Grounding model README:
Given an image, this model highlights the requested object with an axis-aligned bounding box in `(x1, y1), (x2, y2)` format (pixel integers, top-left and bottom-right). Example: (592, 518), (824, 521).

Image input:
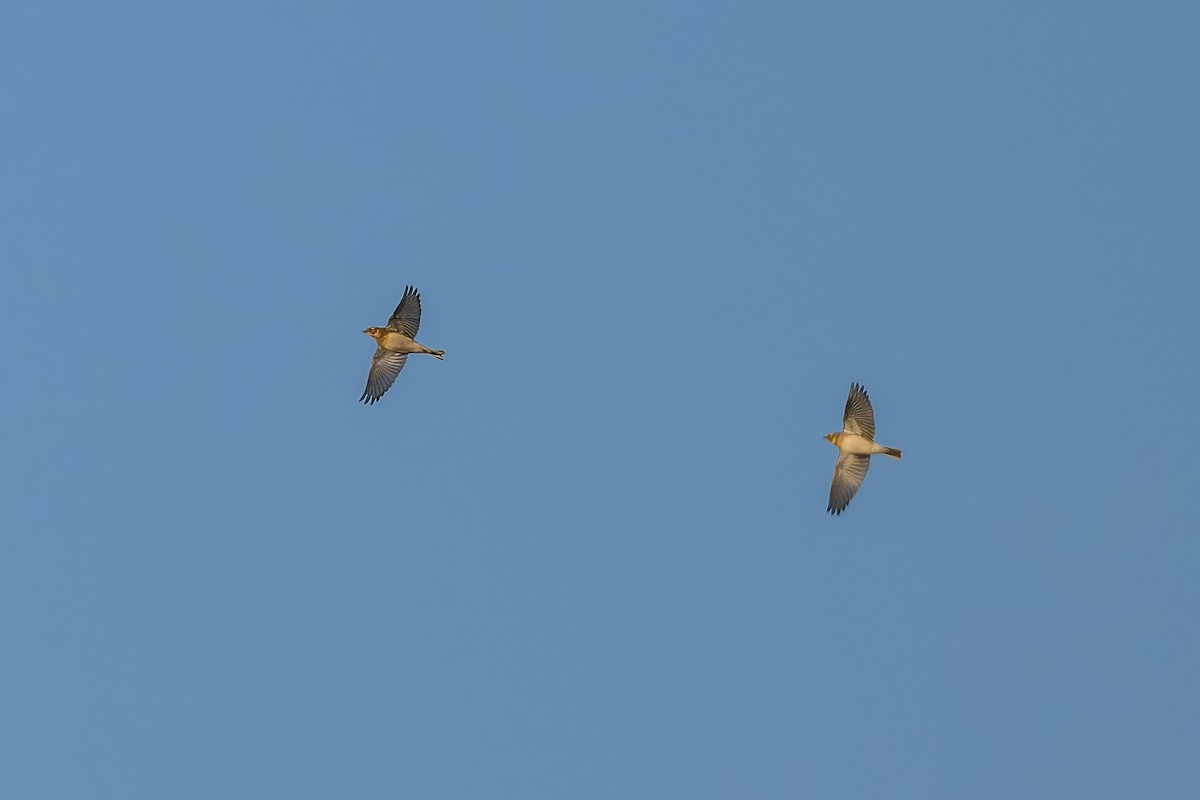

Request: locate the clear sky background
(3, 1), (1198, 797)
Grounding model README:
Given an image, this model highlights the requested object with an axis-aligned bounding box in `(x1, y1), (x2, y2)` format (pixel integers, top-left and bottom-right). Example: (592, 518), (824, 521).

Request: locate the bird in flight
(825, 383), (902, 514)
(360, 286), (445, 404)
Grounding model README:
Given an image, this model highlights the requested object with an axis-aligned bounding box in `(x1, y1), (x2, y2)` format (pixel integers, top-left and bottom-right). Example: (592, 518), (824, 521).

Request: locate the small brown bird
(825, 383), (902, 515)
(360, 286), (444, 404)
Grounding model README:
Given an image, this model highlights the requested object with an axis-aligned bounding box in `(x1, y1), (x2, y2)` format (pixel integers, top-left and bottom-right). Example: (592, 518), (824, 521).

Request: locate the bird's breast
(379, 331), (419, 352)
(836, 433), (877, 455)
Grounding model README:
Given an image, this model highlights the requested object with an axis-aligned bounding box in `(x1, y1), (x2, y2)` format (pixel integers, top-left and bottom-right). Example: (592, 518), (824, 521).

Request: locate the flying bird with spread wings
(360, 286), (445, 405)
(825, 383), (902, 515)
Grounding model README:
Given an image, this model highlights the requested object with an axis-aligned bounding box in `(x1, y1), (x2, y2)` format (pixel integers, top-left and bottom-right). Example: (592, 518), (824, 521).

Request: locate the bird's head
(824, 432), (839, 445)
(363, 327), (382, 339)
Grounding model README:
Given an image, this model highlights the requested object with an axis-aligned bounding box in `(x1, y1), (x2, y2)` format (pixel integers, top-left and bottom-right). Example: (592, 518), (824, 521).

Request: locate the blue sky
(3, 1), (1198, 797)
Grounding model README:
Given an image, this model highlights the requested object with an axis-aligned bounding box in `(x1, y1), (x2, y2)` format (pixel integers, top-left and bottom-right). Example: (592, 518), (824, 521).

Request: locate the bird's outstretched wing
(828, 452), (870, 515)
(842, 382), (876, 440)
(386, 286), (422, 338)
(360, 348), (408, 404)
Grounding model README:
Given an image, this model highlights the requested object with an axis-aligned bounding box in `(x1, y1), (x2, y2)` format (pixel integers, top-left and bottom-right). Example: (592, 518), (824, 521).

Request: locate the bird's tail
(882, 446), (901, 459)
(426, 348), (445, 360)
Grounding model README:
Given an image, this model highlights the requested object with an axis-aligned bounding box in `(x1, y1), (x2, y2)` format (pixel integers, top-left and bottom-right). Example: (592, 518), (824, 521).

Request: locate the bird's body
(826, 431), (899, 458)
(825, 383), (901, 515)
(360, 286), (444, 405)
(368, 328), (444, 356)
